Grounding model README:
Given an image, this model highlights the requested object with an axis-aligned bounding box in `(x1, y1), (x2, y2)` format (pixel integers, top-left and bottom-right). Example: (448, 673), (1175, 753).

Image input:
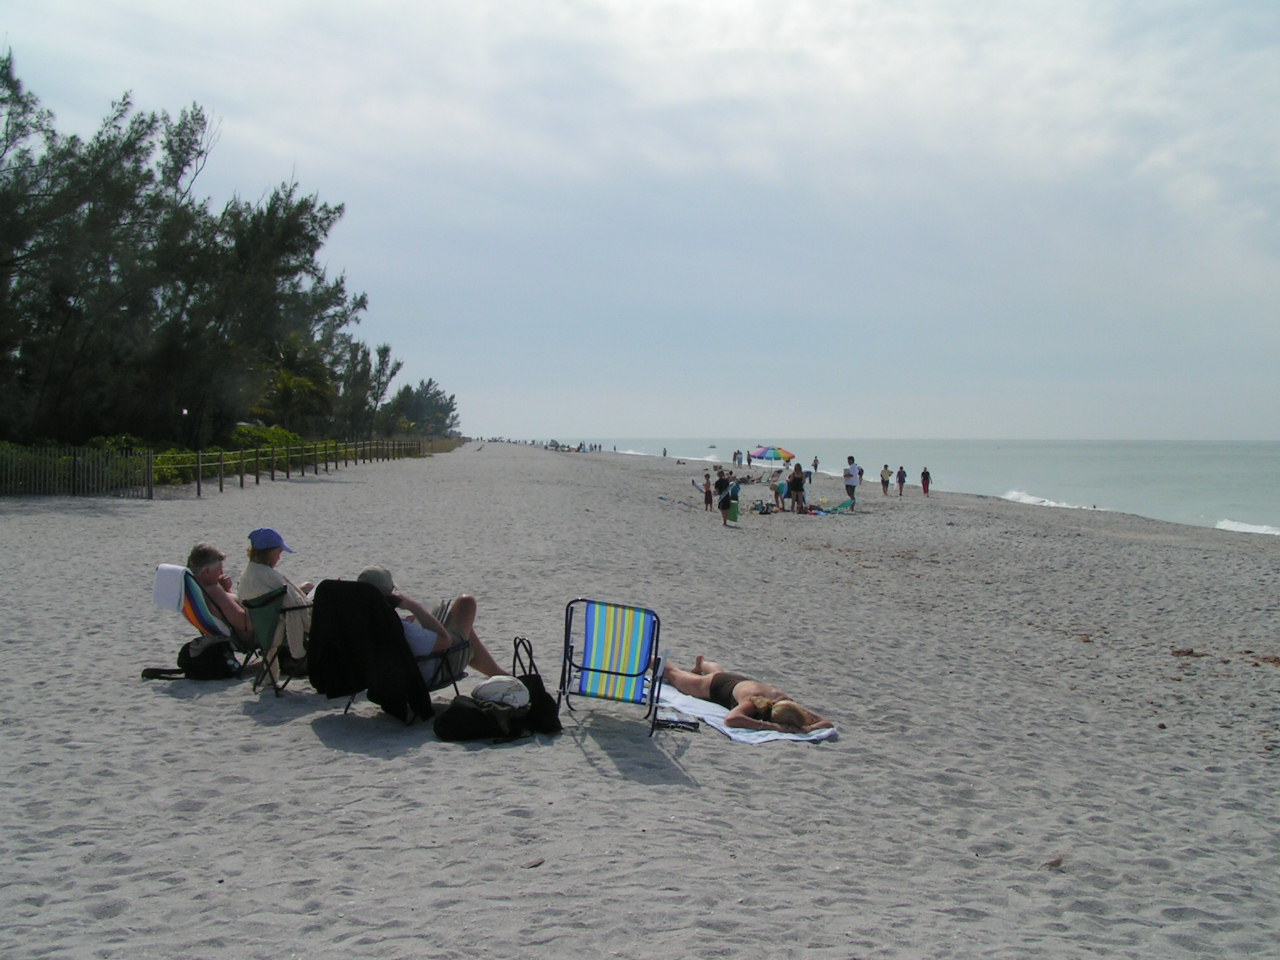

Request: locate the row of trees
(0, 52), (458, 448)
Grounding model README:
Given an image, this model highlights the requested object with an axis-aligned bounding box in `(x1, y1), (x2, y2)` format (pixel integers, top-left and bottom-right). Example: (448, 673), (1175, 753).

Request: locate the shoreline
(552, 438), (1280, 536)
(2, 441), (1277, 958)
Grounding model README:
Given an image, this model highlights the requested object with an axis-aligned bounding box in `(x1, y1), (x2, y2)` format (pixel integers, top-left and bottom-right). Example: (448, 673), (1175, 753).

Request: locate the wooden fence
(0, 440), (429, 499)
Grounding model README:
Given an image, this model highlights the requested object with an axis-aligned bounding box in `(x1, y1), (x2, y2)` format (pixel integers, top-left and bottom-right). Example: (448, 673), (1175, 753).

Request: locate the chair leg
(253, 640), (286, 697)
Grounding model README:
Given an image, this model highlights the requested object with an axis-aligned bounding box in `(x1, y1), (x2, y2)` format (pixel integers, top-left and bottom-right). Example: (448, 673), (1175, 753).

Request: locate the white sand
(2, 442), (1278, 959)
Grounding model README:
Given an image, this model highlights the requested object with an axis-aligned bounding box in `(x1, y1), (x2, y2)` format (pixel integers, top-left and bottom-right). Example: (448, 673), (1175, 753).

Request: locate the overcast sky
(6, 1), (1278, 440)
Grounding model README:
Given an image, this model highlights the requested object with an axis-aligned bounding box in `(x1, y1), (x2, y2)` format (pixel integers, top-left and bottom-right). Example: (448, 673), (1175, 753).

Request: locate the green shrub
(85, 434), (148, 451)
(153, 447), (194, 484)
(230, 424), (303, 450)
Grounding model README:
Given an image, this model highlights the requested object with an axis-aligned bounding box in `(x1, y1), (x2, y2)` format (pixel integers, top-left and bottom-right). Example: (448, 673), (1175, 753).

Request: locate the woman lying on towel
(663, 656), (833, 734)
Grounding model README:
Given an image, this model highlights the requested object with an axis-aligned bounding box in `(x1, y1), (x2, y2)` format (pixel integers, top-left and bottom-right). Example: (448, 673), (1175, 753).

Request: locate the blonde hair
(770, 699), (817, 730)
(247, 545), (279, 565)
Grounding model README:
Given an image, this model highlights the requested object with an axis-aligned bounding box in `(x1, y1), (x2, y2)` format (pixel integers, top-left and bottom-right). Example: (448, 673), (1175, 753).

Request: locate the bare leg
(444, 594), (504, 676)
(692, 655), (724, 675)
(662, 661), (715, 700)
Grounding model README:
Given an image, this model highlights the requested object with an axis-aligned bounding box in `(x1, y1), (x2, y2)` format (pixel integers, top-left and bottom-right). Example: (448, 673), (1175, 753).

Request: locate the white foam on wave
(1215, 519), (1280, 536)
(1001, 489), (1098, 511)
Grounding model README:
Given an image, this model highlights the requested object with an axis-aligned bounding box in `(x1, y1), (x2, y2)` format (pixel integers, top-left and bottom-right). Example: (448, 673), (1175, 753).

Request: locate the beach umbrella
(749, 445), (795, 463)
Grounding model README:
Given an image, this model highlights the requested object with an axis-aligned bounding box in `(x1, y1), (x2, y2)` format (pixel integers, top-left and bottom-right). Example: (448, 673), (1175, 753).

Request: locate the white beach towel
(657, 686), (837, 744)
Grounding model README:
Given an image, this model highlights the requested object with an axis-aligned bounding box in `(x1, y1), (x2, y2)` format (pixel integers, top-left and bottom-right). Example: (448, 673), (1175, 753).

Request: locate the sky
(5, 0), (1279, 441)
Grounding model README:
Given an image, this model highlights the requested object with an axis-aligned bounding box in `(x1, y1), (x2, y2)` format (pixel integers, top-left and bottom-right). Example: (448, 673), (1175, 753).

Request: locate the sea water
(580, 438), (1280, 536)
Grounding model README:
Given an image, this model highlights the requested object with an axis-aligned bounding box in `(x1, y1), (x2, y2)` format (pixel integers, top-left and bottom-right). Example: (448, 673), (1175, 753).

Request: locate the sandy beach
(2, 441), (1278, 959)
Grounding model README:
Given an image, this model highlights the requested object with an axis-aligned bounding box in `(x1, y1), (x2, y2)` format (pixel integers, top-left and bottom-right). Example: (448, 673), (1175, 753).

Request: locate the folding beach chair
(242, 586), (291, 696)
(558, 598), (663, 735)
(152, 563), (254, 671)
(306, 580), (467, 724)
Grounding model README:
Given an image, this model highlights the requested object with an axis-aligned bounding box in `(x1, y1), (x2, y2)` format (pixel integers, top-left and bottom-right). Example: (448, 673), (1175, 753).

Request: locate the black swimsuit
(707, 672), (750, 709)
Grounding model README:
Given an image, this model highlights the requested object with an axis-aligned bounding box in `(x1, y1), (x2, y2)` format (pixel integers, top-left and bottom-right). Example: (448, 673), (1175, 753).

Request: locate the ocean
(579, 439), (1280, 536)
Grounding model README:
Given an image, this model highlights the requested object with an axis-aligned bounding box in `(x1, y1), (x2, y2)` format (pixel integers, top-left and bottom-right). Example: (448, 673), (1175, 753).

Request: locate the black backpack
(433, 695), (530, 743)
(141, 638), (241, 681)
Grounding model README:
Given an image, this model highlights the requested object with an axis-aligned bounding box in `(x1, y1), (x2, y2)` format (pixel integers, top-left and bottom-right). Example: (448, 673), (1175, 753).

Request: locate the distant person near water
(921, 467), (931, 497)
(880, 464), (892, 496)
(843, 456), (859, 508)
(896, 466), (907, 496)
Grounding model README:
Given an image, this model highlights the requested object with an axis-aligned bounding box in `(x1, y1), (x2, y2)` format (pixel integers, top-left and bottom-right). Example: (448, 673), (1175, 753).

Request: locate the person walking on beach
(811, 455), (820, 477)
(895, 466), (907, 496)
(920, 467), (931, 497)
(663, 655), (833, 733)
(702, 473), (713, 511)
(843, 455), (860, 508)
(880, 464), (892, 496)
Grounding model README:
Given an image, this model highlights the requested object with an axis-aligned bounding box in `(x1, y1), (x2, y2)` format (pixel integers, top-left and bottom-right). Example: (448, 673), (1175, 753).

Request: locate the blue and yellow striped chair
(559, 599), (663, 735)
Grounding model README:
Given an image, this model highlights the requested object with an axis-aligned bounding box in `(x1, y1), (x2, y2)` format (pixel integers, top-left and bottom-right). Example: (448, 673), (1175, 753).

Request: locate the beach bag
(433, 695), (529, 743)
(140, 637), (240, 681)
(512, 636), (562, 734)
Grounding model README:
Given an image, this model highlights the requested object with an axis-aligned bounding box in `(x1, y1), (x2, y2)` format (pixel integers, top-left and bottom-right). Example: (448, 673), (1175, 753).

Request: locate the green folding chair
(558, 598), (663, 735)
(237, 586), (291, 694)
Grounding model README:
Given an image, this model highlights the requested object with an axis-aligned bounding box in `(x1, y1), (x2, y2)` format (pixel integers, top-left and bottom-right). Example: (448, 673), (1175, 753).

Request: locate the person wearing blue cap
(238, 527), (315, 674)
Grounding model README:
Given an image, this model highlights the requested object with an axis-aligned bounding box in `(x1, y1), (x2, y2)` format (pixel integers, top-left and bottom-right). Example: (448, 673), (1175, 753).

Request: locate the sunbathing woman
(663, 655), (833, 733)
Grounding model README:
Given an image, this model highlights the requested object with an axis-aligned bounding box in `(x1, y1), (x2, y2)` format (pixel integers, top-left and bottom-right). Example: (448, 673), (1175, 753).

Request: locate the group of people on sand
(700, 455), (934, 523)
(185, 527), (503, 684)
(186, 529), (831, 736)
(876, 465), (932, 497)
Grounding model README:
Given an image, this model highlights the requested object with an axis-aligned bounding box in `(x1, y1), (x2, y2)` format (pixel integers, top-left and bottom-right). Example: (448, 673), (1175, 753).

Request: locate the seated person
(356, 566), (504, 685)
(238, 527), (314, 668)
(663, 655), (833, 733)
(186, 542), (252, 641)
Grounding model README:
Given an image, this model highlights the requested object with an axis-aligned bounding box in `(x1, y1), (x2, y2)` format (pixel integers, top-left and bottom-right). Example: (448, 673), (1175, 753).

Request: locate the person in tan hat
(356, 567), (504, 683)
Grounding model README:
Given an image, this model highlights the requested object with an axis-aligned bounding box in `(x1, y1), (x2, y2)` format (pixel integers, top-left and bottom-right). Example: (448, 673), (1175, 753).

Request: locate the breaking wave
(1215, 519), (1280, 536)
(1001, 489), (1098, 511)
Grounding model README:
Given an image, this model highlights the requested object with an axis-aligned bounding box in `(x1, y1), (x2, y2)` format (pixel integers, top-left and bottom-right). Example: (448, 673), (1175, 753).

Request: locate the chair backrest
(242, 586), (288, 653)
(414, 636), (472, 693)
(562, 599), (660, 704)
(154, 563), (231, 638)
(307, 579), (434, 723)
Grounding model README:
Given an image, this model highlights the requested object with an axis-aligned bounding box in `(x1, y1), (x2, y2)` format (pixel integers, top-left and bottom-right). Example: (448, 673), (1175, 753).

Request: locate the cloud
(6, 0), (1279, 438)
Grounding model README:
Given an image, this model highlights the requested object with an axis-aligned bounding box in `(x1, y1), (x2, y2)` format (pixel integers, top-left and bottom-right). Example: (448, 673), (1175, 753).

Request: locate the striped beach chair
(153, 563), (233, 639)
(559, 598), (663, 735)
(152, 563), (258, 676)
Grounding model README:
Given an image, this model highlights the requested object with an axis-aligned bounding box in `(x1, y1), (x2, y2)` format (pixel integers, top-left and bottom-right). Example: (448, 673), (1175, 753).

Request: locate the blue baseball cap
(248, 527), (294, 553)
